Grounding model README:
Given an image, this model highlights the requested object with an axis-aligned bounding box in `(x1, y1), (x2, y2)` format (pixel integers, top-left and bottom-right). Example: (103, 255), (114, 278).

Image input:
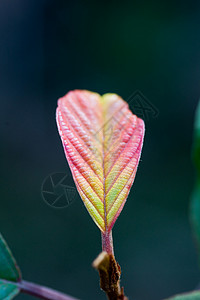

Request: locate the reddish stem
(101, 230), (114, 255)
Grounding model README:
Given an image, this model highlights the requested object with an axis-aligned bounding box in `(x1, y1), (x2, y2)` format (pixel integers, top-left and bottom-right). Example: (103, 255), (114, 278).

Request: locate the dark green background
(1, 1), (200, 299)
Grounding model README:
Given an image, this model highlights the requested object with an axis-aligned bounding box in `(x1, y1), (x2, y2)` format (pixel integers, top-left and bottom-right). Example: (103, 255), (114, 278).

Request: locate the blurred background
(1, 0), (200, 299)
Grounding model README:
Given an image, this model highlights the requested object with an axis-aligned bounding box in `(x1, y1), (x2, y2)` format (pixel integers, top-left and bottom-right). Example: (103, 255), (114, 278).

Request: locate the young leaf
(56, 90), (145, 234)
(0, 234), (21, 299)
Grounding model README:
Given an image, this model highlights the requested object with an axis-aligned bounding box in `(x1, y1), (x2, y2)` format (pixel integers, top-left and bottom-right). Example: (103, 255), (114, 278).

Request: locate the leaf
(0, 281), (19, 300)
(0, 234), (21, 299)
(0, 235), (21, 282)
(56, 90), (145, 232)
(165, 291), (200, 300)
(190, 100), (200, 261)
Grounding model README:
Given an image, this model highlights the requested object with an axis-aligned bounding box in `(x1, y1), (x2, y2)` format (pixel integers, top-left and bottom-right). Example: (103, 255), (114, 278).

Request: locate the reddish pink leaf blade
(56, 90), (145, 233)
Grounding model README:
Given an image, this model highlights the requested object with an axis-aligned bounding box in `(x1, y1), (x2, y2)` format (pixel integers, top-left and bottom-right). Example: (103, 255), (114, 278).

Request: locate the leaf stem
(101, 230), (114, 255)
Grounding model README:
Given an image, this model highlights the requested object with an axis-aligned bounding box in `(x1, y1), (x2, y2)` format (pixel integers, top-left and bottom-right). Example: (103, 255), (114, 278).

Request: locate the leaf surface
(56, 90), (145, 232)
(165, 291), (200, 300)
(0, 234), (21, 299)
(0, 281), (19, 300)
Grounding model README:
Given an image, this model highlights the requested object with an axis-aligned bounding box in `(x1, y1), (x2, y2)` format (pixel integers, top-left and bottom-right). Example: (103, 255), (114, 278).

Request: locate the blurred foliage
(166, 291), (200, 300)
(0, 234), (20, 299)
(192, 100), (200, 175)
(163, 101), (200, 300)
(190, 101), (200, 261)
